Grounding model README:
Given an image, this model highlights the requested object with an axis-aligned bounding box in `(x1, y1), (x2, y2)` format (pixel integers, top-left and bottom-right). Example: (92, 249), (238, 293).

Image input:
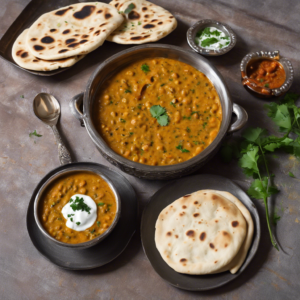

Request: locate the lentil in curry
(40, 172), (116, 244)
(94, 58), (222, 166)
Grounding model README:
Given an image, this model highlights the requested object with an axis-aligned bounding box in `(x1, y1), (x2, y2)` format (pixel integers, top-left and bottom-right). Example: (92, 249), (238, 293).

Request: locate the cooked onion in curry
(94, 58), (222, 166)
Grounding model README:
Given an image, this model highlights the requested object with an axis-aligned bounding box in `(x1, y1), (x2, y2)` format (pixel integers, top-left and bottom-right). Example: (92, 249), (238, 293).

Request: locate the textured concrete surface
(0, 0), (300, 299)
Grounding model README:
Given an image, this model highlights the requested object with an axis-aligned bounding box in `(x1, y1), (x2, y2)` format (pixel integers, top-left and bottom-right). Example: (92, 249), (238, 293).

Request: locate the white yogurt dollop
(61, 194), (97, 231)
(195, 27), (230, 50)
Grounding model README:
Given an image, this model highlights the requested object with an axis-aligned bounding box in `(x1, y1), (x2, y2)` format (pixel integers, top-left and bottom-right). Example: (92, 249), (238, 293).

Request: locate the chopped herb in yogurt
(195, 27), (230, 50)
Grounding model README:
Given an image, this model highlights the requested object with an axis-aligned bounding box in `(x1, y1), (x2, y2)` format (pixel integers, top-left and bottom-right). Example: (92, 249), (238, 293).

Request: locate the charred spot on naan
(183, 194), (191, 198)
(166, 231), (172, 236)
(193, 213), (200, 217)
(55, 6), (73, 16)
(199, 232), (206, 241)
(58, 49), (69, 53)
(21, 52), (29, 58)
(66, 38), (77, 45)
(209, 243), (215, 249)
(41, 36), (55, 44)
(33, 45), (45, 51)
(73, 5), (96, 20)
(232, 221), (239, 227)
(50, 29), (57, 33)
(130, 35), (150, 41)
(186, 230), (195, 237)
(63, 29), (71, 35)
(180, 258), (187, 263)
(128, 11), (140, 20)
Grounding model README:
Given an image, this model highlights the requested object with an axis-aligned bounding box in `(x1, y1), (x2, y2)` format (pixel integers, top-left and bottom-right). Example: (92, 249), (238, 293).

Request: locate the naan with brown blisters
(12, 29), (84, 71)
(107, 0), (177, 44)
(26, 2), (124, 60)
(207, 191), (254, 274)
(155, 190), (247, 275)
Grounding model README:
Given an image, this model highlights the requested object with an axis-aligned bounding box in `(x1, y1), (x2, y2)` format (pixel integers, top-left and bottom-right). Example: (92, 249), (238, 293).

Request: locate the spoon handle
(50, 125), (72, 165)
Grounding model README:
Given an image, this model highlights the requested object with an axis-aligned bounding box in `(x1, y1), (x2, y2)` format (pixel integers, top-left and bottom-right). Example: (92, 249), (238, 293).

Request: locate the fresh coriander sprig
(150, 105), (169, 126)
(29, 130), (42, 137)
(220, 92), (300, 250)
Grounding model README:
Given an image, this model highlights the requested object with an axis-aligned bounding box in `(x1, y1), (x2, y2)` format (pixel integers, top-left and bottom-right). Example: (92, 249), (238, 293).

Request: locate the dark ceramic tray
(26, 162), (137, 270)
(0, 0), (83, 76)
(141, 174), (260, 291)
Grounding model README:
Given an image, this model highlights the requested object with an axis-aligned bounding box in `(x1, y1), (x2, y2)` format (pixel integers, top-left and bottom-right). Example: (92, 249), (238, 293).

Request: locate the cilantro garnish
(183, 116), (191, 120)
(76, 222), (81, 225)
(176, 145), (190, 153)
(138, 21), (141, 25)
(125, 89), (131, 93)
(124, 3), (135, 14)
(90, 229), (95, 234)
(150, 105), (169, 126)
(120, 118), (126, 123)
(141, 64), (150, 73)
(201, 37), (219, 47)
(186, 127), (191, 133)
(160, 83), (165, 87)
(97, 202), (105, 206)
(170, 101), (176, 108)
(70, 196), (91, 214)
(29, 130), (42, 137)
(219, 92), (300, 251)
(289, 171), (295, 178)
(129, 132), (134, 136)
(264, 83), (270, 88)
(20, 95), (24, 98)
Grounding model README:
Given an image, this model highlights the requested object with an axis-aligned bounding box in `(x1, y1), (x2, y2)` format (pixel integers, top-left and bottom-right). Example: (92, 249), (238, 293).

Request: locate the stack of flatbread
(12, 1), (177, 72)
(155, 190), (254, 275)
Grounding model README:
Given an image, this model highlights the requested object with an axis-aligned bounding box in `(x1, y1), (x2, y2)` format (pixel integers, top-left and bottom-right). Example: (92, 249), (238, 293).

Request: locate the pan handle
(228, 103), (248, 133)
(69, 92), (85, 127)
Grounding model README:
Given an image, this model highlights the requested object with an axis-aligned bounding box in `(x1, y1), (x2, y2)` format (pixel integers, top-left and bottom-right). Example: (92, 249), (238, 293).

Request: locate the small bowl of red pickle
(240, 50), (293, 98)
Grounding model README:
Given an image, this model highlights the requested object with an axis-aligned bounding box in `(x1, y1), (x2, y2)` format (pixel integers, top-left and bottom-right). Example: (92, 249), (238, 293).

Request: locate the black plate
(27, 162), (137, 270)
(0, 0), (82, 76)
(141, 174), (260, 291)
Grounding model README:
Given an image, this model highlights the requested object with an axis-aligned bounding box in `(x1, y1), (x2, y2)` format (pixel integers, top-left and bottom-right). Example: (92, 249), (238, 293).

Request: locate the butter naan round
(108, 0), (177, 44)
(12, 29), (84, 71)
(26, 2), (124, 60)
(155, 190), (247, 275)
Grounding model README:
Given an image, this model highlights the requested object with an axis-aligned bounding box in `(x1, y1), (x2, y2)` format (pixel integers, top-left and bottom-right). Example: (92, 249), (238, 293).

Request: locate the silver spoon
(33, 93), (72, 165)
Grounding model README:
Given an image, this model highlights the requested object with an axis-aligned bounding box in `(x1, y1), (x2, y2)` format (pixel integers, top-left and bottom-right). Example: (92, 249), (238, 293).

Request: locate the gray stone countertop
(0, 0), (299, 299)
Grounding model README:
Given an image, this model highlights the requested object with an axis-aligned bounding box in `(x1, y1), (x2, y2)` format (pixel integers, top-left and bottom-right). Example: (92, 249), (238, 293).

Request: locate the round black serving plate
(141, 174), (260, 291)
(27, 162), (137, 270)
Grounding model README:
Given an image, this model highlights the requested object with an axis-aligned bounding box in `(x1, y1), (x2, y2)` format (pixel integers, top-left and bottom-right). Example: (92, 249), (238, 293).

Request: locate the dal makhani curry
(40, 172), (117, 244)
(94, 58), (222, 166)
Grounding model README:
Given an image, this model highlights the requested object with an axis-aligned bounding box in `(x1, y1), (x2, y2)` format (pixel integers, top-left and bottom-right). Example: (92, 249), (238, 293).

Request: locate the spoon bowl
(33, 93), (61, 126)
(33, 93), (72, 165)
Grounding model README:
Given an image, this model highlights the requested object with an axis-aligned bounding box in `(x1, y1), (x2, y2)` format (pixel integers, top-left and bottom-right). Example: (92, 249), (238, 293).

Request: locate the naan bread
(210, 191), (254, 274)
(155, 190), (247, 275)
(107, 0), (177, 44)
(26, 2), (124, 60)
(12, 29), (84, 71)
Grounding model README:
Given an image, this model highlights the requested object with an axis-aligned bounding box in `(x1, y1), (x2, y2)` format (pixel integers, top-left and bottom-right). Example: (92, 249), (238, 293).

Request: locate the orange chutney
(94, 58), (222, 166)
(39, 172), (116, 244)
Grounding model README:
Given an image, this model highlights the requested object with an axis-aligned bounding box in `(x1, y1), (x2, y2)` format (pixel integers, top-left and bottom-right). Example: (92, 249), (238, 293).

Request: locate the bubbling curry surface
(94, 58), (222, 166)
(39, 172), (116, 244)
